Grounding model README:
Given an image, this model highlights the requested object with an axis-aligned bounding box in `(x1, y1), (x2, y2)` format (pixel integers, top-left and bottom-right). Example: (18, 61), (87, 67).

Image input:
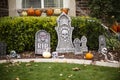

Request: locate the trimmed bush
(0, 16), (106, 53)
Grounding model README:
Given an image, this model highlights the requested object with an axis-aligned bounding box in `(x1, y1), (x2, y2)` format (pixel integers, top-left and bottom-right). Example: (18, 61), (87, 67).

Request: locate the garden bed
(1, 50), (119, 62)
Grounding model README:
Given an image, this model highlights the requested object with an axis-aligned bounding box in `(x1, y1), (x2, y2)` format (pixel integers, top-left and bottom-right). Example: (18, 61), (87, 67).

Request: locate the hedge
(0, 16), (106, 53)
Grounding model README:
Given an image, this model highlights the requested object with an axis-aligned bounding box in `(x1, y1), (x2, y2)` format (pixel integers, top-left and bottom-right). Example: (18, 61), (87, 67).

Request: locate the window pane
(22, 0), (41, 8)
(44, 0), (63, 8)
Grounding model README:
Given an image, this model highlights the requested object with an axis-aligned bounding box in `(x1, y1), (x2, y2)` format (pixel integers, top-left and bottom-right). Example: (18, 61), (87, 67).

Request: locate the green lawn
(0, 62), (119, 80)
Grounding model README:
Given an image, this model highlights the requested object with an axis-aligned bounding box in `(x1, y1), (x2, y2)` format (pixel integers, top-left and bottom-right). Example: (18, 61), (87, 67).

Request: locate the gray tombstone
(98, 35), (106, 53)
(0, 42), (7, 56)
(81, 36), (88, 52)
(55, 12), (75, 53)
(73, 38), (82, 54)
(35, 30), (50, 55)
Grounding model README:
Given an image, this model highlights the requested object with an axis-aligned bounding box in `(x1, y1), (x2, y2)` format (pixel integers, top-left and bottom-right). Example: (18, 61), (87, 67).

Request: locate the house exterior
(0, 0), (89, 17)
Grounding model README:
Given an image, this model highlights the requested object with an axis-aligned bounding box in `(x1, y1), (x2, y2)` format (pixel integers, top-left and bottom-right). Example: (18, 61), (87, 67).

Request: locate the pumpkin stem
(114, 21), (118, 26)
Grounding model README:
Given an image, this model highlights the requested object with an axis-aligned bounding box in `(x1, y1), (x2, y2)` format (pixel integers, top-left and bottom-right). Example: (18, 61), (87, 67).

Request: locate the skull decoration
(61, 29), (69, 40)
(39, 32), (47, 42)
(101, 47), (108, 54)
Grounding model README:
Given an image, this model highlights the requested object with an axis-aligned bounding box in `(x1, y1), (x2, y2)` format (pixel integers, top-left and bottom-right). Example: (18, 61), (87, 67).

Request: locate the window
(22, 0), (63, 8)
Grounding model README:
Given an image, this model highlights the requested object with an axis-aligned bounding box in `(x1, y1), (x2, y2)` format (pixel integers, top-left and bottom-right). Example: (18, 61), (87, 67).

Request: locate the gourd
(21, 10), (27, 16)
(42, 49), (51, 58)
(54, 9), (61, 15)
(61, 8), (69, 14)
(46, 8), (54, 16)
(27, 7), (35, 16)
(85, 51), (93, 60)
(35, 9), (42, 16)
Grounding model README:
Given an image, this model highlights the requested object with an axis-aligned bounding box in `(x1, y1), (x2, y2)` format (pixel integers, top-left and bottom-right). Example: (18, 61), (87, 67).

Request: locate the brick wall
(76, 0), (90, 16)
(0, 0), (8, 17)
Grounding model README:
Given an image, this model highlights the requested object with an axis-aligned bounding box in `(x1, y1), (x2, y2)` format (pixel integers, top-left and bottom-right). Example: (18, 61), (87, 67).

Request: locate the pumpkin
(21, 10), (27, 16)
(42, 51), (51, 58)
(27, 7), (35, 16)
(111, 21), (118, 32)
(112, 25), (118, 32)
(117, 25), (120, 32)
(85, 51), (93, 60)
(61, 8), (69, 14)
(35, 9), (42, 16)
(54, 9), (61, 15)
(46, 8), (54, 16)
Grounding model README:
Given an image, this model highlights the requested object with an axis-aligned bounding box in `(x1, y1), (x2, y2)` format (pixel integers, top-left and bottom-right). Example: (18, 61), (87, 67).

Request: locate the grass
(0, 62), (119, 80)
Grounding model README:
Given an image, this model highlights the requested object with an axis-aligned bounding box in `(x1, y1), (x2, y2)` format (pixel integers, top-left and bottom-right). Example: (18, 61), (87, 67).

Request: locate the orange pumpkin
(35, 9), (42, 16)
(85, 51), (93, 60)
(117, 25), (120, 32)
(61, 8), (69, 14)
(46, 8), (54, 16)
(112, 21), (118, 32)
(112, 25), (118, 32)
(27, 7), (35, 16)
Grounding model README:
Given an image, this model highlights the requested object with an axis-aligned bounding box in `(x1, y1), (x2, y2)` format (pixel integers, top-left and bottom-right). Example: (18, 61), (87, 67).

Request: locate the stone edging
(0, 58), (120, 68)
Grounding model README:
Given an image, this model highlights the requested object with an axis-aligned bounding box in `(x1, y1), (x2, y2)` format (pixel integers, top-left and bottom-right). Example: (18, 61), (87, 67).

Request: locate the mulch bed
(0, 50), (120, 62)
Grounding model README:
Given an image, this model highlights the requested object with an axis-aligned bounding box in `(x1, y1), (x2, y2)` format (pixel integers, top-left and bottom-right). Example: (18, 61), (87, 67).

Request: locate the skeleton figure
(100, 47), (115, 62)
(101, 47), (108, 60)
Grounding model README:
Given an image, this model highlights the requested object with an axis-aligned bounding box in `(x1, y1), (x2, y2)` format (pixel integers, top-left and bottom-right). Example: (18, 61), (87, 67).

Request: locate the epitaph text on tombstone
(35, 30), (50, 55)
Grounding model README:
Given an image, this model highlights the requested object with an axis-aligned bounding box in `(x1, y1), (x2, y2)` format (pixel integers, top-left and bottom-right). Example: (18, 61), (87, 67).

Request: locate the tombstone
(0, 42), (7, 56)
(81, 36), (88, 52)
(55, 12), (75, 53)
(98, 35), (106, 53)
(73, 38), (82, 54)
(35, 30), (50, 55)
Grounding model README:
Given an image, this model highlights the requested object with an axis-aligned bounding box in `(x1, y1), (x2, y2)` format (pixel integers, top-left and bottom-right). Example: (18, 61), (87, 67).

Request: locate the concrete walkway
(0, 58), (120, 68)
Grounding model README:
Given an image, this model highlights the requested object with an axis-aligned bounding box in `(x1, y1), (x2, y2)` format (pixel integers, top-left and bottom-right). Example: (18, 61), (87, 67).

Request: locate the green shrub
(0, 16), (106, 53)
(105, 33), (120, 51)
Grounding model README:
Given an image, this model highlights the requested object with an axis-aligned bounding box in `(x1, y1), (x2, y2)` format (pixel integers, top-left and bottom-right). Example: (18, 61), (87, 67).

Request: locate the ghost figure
(61, 29), (69, 40)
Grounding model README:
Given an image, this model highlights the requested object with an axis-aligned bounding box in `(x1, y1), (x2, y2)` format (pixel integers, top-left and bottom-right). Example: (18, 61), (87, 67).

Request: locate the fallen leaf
(72, 67), (80, 71)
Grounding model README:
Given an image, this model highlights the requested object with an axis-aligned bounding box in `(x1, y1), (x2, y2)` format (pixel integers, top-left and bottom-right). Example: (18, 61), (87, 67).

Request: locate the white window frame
(21, 0), (63, 8)
(16, 0), (69, 9)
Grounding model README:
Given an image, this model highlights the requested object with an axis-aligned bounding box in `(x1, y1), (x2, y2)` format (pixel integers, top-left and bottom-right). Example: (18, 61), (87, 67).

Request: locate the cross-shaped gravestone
(55, 12), (75, 53)
(81, 36), (88, 52)
(73, 38), (82, 54)
(35, 30), (50, 55)
(0, 42), (7, 56)
(98, 35), (106, 53)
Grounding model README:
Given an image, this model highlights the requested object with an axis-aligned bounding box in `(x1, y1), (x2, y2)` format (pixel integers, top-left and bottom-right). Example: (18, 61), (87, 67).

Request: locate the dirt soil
(1, 50), (120, 62)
